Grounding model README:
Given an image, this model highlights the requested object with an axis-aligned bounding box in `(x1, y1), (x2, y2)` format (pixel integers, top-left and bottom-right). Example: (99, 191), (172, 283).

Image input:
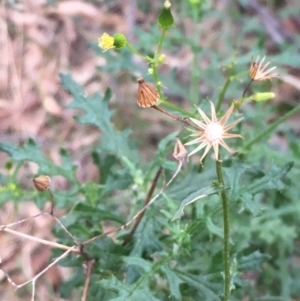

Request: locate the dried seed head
(33, 175), (51, 192)
(249, 56), (279, 81)
(173, 139), (188, 163)
(137, 78), (159, 108)
(185, 101), (244, 164)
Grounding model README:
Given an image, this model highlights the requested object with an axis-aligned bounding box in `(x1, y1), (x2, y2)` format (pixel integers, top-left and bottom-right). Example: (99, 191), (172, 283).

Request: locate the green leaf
(161, 266), (183, 300)
(172, 187), (220, 220)
(72, 202), (125, 224)
(178, 272), (222, 301)
(60, 73), (139, 163)
(225, 161), (293, 214)
(0, 139), (77, 183)
(123, 256), (153, 273)
(238, 250), (271, 271)
(98, 276), (161, 301)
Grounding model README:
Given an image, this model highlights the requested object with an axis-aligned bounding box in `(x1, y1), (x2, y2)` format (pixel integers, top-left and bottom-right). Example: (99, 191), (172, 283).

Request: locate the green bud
(5, 161), (12, 171)
(251, 92), (275, 102)
(113, 33), (127, 49)
(158, 54), (166, 64)
(148, 68), (154, 74)
(158, 1), (174, 30)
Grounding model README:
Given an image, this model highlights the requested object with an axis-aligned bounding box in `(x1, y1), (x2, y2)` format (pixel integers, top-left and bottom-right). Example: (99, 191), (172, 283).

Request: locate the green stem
(155, 30), (166, 60)
(152, 30), (167, 96)
(243, 104), (300, 150)
(161, 99), (195, 117)
(216, 63), (234, 113)
(215, 158), (230, 301)
(126, 42), (151, 62)
(190, 10), (201, 105)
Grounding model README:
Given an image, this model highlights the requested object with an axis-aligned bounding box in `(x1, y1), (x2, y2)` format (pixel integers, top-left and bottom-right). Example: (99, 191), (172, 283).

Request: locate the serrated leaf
(161, 266), (183, 300)
(99, 276), (161, 301)
(0, 139), (76, 183)
(172, 187), (220, 221)
(206, 217), (224, 239)
(60, 73), (139, 162)
(238, 250), (271, 271)
(225, 161), (293, 214)
(72, 202), (125, 224)
(123, 257), (152, 273)
(178, 272), (222, 301)
(247, 162), (293, 195)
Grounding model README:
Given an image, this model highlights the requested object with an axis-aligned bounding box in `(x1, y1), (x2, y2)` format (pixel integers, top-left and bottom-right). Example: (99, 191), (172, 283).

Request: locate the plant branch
(215, 157), (231, 301)
(152, 105), (199, 130)
(242, 78), (253, 98)
(216, 62), (235, 113)
(1, 227), (79, 253)
(123, 166), (163, 246)
(81, 260), (95, 301)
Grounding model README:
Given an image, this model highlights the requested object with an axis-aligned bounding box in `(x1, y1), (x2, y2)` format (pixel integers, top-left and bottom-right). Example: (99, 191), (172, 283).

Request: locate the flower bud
(148, 68), (154, 74)
(251, 92), (275, 102)
(173, 139), (188, 163)
(158, 54), (166, 64)
(158, 1), (174, 30)
(33, 175), (51, 192)
(113, 33), (127, 49)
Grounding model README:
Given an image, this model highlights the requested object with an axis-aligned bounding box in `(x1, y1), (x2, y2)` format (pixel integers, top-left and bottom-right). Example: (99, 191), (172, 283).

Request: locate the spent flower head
(250, 56), (279, 81)
(185, 101), (243, 164)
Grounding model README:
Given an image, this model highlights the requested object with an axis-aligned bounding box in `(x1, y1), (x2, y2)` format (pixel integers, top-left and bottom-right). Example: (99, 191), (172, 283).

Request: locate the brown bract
(250, 56), (279, 81)
(137, 78), (159, 108)
(33, 175), (51, 192)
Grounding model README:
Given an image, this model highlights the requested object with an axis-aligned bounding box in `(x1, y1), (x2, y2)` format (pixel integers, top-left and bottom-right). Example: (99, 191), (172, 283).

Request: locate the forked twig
(122, 166), (163, 246)
(1, 227), (79, 253)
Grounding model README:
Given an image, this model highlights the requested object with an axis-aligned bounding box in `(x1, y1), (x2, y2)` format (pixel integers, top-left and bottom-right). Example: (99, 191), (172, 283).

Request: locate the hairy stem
(215, 158), (230, 301)
(216, 62), (235, 113)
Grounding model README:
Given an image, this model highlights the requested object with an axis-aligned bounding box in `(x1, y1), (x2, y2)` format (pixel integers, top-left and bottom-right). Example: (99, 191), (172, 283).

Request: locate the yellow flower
(249, 56), (279, 81)
(98, 33), (115, 52)
(185, 101), (243, 163)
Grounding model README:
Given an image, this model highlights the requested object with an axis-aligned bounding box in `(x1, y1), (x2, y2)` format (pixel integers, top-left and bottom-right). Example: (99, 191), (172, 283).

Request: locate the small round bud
(33, 175), (51, 192)
(148, 68), (154, 74)
(113, 33), (127, 49)
(158, 2), (174, 30)
(158, 54), (166, 64)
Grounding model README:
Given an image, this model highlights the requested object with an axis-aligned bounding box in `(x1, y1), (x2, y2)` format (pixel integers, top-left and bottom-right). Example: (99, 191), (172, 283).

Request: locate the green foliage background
(1, 1), (300, 301)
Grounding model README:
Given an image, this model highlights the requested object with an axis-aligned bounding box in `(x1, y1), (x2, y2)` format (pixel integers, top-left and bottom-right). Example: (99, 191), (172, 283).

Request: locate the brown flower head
(137, 78), (159, 108)
(173, 138), (188, 163)
(185, 101), (243, 163)
(249, 56), (279, 81)
(33, 175), (51, 192)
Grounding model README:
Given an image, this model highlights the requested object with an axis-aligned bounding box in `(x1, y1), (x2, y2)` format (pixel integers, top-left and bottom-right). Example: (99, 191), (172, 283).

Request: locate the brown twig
(122, 166), (163, 246)
(48, 189), (54, 214)
(81, 259), (95, 301)
(242, 78), (253, 97)
(1, 227), (79, 253)
(152, 105), (199, 130)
